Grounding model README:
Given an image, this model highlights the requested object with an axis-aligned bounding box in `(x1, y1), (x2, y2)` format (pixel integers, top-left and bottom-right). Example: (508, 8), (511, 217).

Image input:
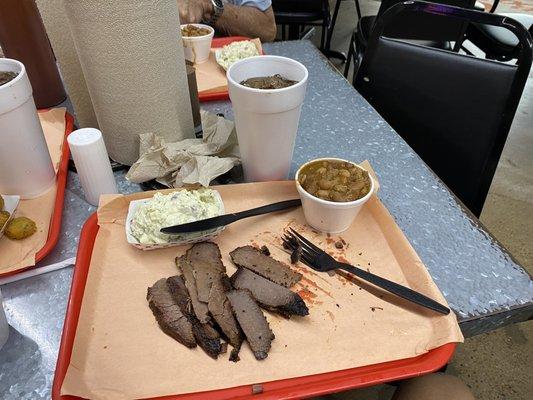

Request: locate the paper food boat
(125, 191), (225, 251)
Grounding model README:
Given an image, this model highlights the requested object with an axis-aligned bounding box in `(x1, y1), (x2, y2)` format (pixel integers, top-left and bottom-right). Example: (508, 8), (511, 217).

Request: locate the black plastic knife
(160, 199), (302, 234)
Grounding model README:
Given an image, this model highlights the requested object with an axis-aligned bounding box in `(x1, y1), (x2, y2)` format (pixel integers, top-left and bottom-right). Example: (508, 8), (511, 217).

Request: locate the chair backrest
(355, 1), (532, 216)
(377, 0), (476, 42)
(271, 0), (327, 15)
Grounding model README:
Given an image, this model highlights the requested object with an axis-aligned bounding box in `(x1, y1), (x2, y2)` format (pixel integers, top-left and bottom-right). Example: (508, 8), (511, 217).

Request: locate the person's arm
(177, 1), (277, 43)
(215, 5), (277, 43)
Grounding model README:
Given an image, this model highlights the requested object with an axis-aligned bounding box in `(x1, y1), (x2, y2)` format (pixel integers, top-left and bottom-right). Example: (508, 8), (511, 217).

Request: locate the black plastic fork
(283, 228), (450, 315)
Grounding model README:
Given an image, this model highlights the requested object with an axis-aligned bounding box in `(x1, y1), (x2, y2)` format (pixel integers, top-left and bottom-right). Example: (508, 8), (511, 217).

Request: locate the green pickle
(0, 210), (10, 230)
(4, 217), (37, 240)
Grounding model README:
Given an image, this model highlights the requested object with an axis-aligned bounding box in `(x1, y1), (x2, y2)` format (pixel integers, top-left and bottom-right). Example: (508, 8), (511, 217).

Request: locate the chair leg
(282, 24), (286, 40)
(322, 0), (347, 62)
(344, 32), (356, 78)
(453, 33), (466, 52)
(352, 31), (364, 85)
(325, 0), (342, 52)
(320, 21), (326, 50)
(354, 0), (362, 20)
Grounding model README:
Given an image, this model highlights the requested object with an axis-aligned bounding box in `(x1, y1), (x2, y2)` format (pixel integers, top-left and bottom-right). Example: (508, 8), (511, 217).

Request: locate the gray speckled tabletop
(1, 41), (532, 399)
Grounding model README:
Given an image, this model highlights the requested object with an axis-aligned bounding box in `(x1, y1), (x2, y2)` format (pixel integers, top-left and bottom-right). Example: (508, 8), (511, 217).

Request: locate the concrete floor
(304, 0), (533, 399)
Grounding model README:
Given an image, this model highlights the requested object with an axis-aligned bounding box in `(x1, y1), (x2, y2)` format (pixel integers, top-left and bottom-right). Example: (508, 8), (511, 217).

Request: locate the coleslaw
(217, 40), (260, 70)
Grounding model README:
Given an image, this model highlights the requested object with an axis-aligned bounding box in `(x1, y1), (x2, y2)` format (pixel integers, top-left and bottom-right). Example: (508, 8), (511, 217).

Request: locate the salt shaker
(67, 128), (118, 206)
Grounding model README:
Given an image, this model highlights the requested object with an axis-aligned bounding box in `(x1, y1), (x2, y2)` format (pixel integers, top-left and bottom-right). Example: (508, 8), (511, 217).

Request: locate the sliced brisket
(184, 242), (225, 303)
(186, 242), (226, 273)
(166, 275), (221, 359)
(181, 242), (244, 361)
(176, 256), (211, 323)
(208, 277), (243, 361)
(230, 246), (302, 288)
(231, 268), (309, 317)
(192, 260), (217, 303)
(147, 278), (196, 349)
(227, 289), (274, 360)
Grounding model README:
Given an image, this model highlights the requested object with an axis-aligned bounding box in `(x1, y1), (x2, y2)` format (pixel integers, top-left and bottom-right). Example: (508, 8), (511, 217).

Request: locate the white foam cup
(181, 24), (214, 64)
(0, 58), (55, 198)
(295, 158), (375, 233)
(227, 55), (308, 182)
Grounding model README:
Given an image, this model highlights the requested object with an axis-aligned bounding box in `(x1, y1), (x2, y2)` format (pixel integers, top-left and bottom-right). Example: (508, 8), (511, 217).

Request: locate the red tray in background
(198, 36), (264, 103)
(52, 213), (456, 400)
(0, 111), (74, 278)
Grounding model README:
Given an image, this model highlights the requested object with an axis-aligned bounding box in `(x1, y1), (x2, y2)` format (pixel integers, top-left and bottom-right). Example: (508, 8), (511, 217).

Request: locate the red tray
(52, 213), (456, 400)
(0, 111), (74, 278)
(198, 36), (264, 103)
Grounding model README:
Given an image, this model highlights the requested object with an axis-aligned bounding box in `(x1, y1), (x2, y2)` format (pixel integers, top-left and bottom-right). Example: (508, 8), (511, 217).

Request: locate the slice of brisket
(147, 278), (196, 349)
(179, 242), (245, 361)
(227, 289), (274, 360)
(176, 256), (210, 323)
(230, 246), (302, 288)
(186, 242), (226, 273)
(231, 268), (309, 317)
(208, 277), (243, 361)
(167, 275), (221, 359)
(182, 242), (225, 304)
(191, 260), (217, 303)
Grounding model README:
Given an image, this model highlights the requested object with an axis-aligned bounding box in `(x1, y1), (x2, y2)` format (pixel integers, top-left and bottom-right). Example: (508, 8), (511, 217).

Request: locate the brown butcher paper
(61, 177), (463, 399)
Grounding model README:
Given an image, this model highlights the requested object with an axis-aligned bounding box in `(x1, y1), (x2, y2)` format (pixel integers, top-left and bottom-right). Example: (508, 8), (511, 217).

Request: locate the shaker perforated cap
(67, 128), (102, 147)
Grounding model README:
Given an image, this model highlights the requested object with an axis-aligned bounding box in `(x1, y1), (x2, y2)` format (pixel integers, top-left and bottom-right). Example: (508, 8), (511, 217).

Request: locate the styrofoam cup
(295, 158), (375, 233)
(227, 55), (308, 182)
(181, 24), (214, 64)
(0, 58), (55, 199)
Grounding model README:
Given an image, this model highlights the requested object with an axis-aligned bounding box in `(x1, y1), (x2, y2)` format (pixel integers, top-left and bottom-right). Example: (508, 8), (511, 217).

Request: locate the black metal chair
(354, 1), (532, 216)
(272, 0), (348, 60)
(272, 0), (330, 49)
(344, 0), (477, 79)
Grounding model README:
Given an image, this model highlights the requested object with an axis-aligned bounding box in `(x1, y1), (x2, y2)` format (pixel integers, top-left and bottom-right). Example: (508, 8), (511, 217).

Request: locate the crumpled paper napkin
(126, 111), (240, 187)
